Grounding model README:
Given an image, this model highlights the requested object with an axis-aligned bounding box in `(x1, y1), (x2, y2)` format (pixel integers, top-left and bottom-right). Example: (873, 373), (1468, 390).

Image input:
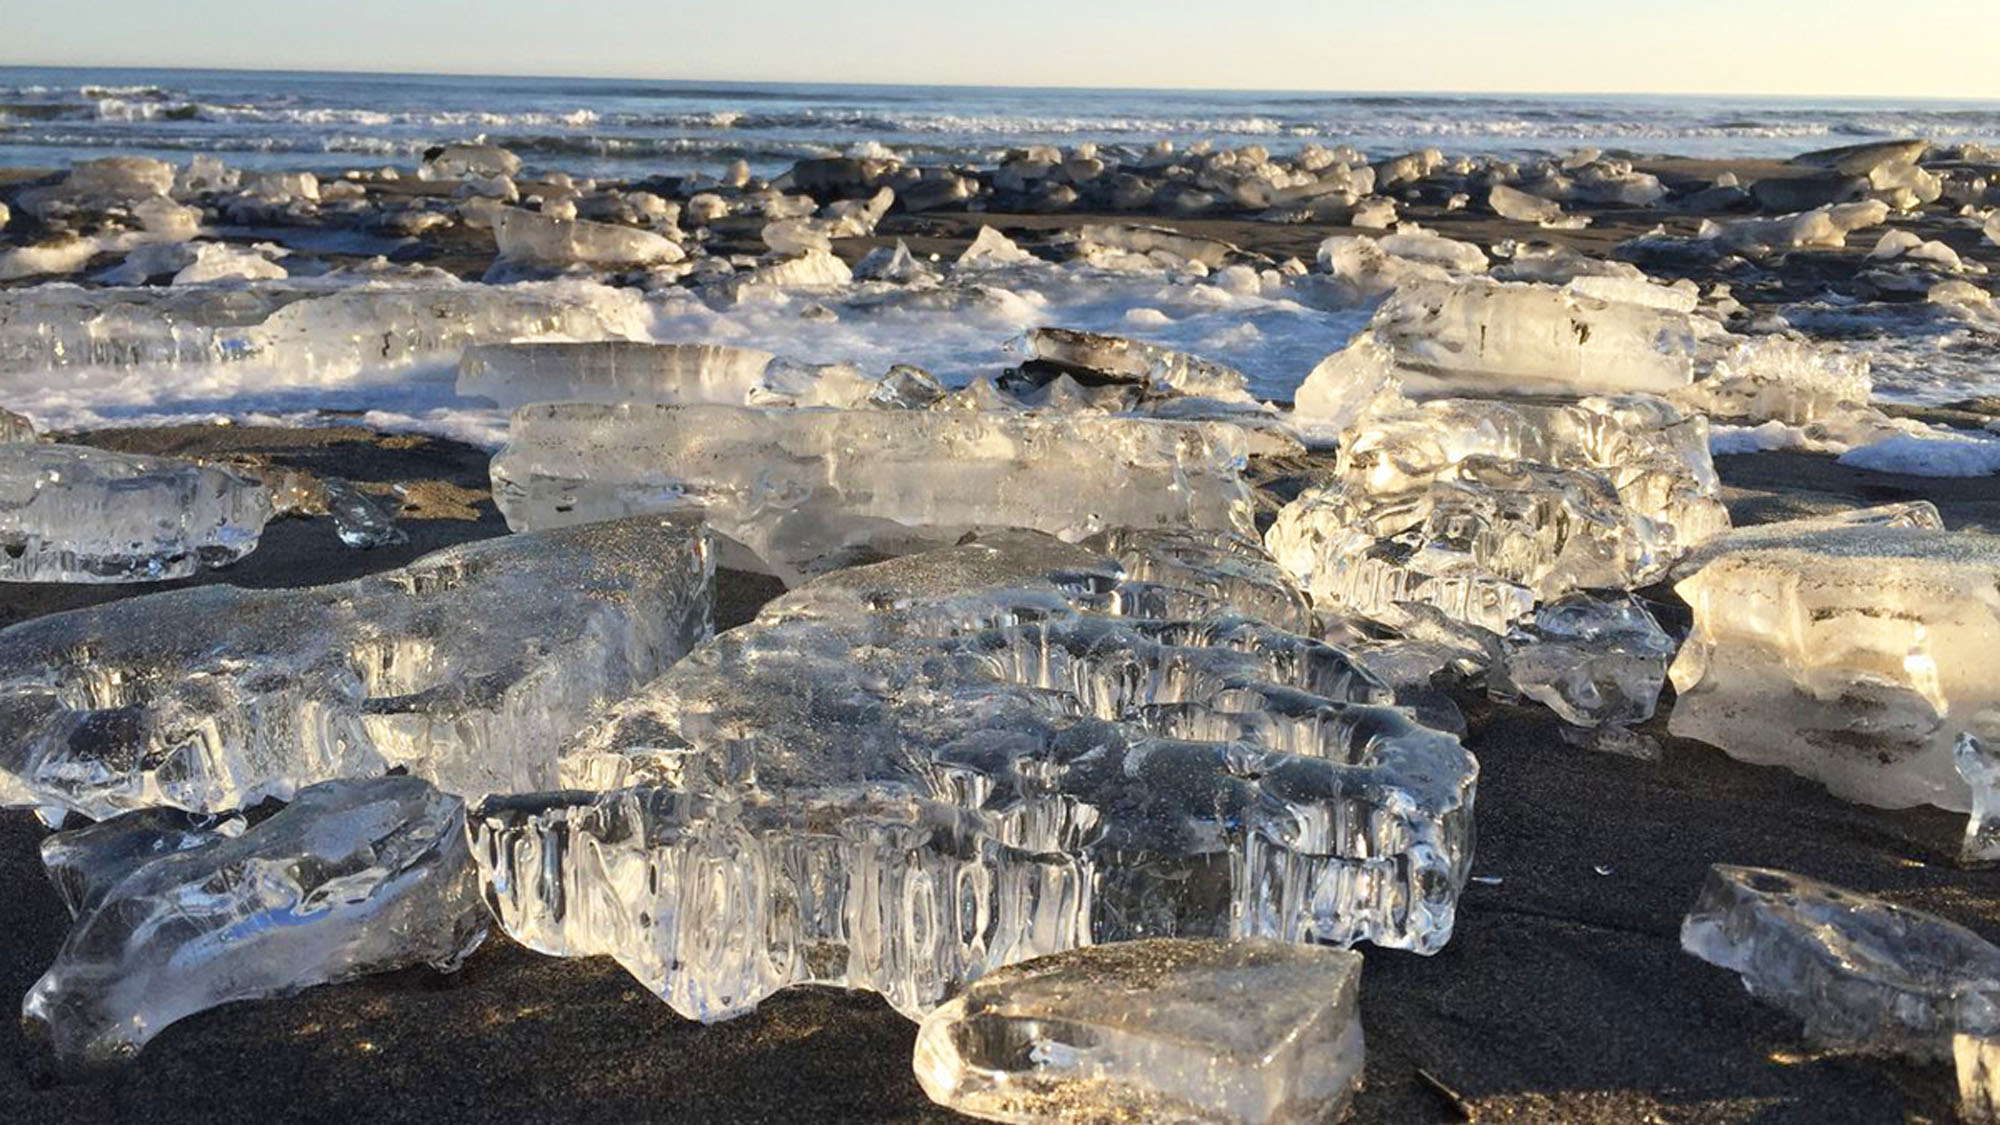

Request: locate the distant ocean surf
(4, 66), (2000, 178)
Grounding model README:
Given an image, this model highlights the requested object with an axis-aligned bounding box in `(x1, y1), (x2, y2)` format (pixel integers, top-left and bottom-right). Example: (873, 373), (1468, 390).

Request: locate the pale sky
(6, 0), (1999, 99)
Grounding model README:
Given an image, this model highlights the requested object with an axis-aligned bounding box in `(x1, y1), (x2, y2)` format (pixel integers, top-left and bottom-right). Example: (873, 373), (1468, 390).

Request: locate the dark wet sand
(1, 425), (1997, 1124)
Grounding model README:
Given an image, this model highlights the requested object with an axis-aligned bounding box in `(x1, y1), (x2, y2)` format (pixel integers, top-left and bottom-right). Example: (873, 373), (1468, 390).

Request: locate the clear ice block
(1669, 524), (2000, 811)
(457, 341), (877, 410)
(1367, 279), (1701, 398)
(470, 532), (1477, 1024)
(0, 280), (650, 379)
(1681, 864), (2000, 1059)
(24, 776), (487, 1067)
(0, 515), (712, 818)
(490, 403), (1256, 583)
(913, 939), (1365, 1125)
(1268, 395), (1727, 633)
(1490, 592), (1676, 756)
(0, 443), (272, 582)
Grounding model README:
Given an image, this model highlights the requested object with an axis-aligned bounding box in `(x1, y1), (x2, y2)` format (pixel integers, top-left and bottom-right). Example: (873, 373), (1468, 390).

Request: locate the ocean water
(5, 67), (2000, 178)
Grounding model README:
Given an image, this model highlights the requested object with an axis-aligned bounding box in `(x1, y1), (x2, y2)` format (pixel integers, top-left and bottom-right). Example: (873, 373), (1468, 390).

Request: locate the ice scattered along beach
(0, 516), (712, 819)
(1669, 521), (2000, 811)
(25, 776), (486, 1067)
(913, 939), (1365, 1125)
(0, 443), (272, 582)
(490, 403), (1256, 582)
(470, 532), (1476, 1023)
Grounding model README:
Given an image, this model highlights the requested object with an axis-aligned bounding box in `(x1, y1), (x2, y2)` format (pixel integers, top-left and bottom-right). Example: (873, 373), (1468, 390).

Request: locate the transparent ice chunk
(913, 939), (1365, 1125)
(1490, 592), (1676, 755)
(320, 477), (408, 550)
(1669, 524), (2000, 811)
(40, 807), (246, 918)
(0, 515), (713, 818)
(24, 776), (487, 1067)
(1682, 864), (2000, 1059)
(490, 403), (1256, 583)
(0, 443), (272, 582)
(1269, 395), (1727, 633)
(0, 280), (651, 379)
(0, 407), (34, 443)
(470, 533), (1476, 1023)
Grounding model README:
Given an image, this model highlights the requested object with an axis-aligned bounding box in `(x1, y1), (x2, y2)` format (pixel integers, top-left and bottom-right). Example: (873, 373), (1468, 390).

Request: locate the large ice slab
(0, 443), (272, 582)
(470, 533), (1476, 1023)
(1365, 278), (1702, 398)
(913, 939), (1365, 1125)
(0, 516), (712, 818)
(0, 280), (649, 378)
(1268, 395), (1727, 632)
(1669, 524), (2000, 811)
(457, 341), (883, 409)
(24, 776), (486, 1067)
(490, 403), (1256, 582)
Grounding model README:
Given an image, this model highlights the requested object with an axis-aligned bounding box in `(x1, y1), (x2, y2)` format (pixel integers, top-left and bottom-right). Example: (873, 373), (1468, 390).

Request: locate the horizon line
(0, 60), (1993, 105)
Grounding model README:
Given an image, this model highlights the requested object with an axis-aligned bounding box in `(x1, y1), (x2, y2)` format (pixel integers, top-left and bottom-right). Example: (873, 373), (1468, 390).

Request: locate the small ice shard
(471, 533), (1475, 1022)
(738, 247), (853, 291)
(491, 208), (684, 273)
(1681, 864), (2000, 1059)
(867, 364), (947, 409)
(457, 341), (877, 410)
(24, 776), (487, 1068)
(1268, 395), (1727, 633)
(1011, 327), (1254, 402)
(1072, 223), (1235, 271)
(1366, 279), (1700, 397)
(1375, 226), (1488, 274)
(0, 516), (712, 818)
(959, 226), (1036, 269)
(1290, 333), (1401, 444)
(1958, 735), (2000, 867)
(41, 807), (245, 918)
(912, 939), (1365, 1125)
(420, 143), (522, 181)
(853, 239), (937, 284)
(0, 407), (36, 443)
(1489, 183), (1565, 224)
(1490, 593), (1676, 755)
(490, 403), (1256, 582)
(1669, 523), (2000, 811)
(0, 443), (272, 583)
(320, 477), (408, 549)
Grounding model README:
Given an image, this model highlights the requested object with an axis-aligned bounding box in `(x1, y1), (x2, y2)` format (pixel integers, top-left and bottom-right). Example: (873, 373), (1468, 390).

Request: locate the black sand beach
(0, 414), (1995, 1125)
(5, 149), (2000, 1123)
